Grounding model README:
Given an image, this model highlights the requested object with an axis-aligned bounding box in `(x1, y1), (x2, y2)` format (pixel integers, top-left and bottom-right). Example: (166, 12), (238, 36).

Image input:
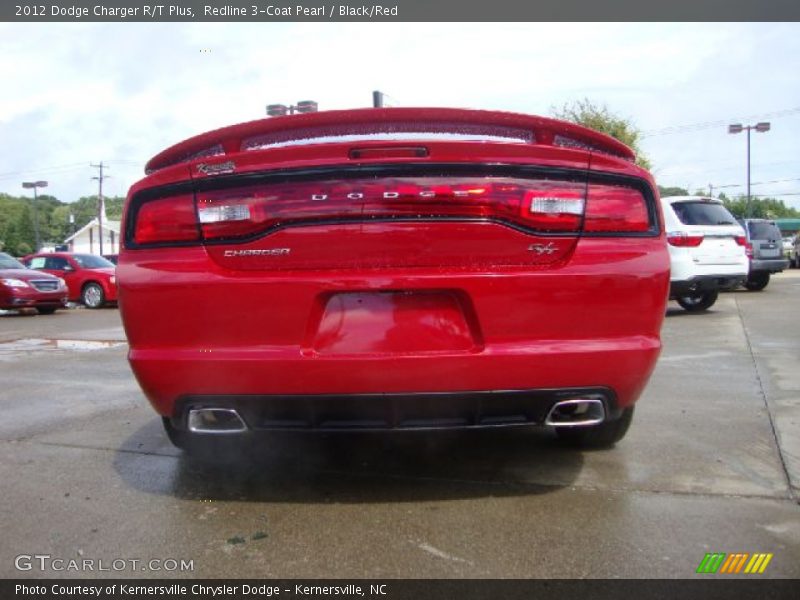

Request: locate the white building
(64, 218), (121, 255)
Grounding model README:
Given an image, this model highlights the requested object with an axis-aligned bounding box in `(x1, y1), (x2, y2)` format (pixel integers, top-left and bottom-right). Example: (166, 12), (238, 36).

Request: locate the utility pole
(708, 184), (714, 198)
(91, 162), (109, 255)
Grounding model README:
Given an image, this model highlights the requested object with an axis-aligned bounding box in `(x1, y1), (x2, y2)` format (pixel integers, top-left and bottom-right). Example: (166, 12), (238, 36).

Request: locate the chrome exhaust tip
(545, 398), (606, 427)
(187, 408), (248, 434)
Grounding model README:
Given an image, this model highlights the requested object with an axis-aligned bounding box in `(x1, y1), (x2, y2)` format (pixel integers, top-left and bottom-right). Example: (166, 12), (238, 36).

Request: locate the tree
(16, 205), (36, 251)
(68, 195), (125, 229)
(551, 99), (652, 170)
(658, 186), (689, 198)
(104, 196), (124, 220)
(49, 205), (74, 243)
(0, 222), (20, 254)
(721, 195), (800, 219)
(0, 193), (127, 250)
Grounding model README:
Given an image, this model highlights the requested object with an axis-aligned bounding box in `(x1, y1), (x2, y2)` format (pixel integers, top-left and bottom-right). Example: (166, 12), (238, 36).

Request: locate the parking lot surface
(1, 274), (799, 578)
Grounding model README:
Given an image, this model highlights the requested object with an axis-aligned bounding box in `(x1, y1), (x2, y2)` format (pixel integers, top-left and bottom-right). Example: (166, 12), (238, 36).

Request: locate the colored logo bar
(696, 553), (773, 574)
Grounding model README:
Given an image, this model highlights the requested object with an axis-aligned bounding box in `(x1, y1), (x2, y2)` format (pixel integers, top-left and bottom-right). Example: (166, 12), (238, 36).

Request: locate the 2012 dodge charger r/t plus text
(118, 108), (669, 456)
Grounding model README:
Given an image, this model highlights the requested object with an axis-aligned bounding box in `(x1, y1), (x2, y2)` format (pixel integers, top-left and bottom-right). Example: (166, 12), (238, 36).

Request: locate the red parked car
(0, 252), (68, 314)
(24, 252), (117, 308)
(119, 108), (669, 455)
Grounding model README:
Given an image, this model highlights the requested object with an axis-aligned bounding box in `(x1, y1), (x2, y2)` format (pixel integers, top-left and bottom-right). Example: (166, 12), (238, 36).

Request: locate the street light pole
(728, 122), (770, 218)
(746, 125), (750, 208)
(21, 180), (48, 252)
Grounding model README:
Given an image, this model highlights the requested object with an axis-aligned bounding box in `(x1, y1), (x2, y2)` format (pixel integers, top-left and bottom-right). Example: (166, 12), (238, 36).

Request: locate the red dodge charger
(119, 108), (669, 455)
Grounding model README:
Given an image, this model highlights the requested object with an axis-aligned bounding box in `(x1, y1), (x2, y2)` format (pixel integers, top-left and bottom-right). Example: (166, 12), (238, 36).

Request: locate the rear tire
(744, 272), (770, 291)
(35, 307), (57, 315)
(556, 406), (634, 448)
(676, 290), (718, 312)
(81, 282), (105, 308)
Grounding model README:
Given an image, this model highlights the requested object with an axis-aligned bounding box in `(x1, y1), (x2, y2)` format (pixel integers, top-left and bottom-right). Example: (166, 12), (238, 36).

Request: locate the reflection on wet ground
(114, 417), (584, 504)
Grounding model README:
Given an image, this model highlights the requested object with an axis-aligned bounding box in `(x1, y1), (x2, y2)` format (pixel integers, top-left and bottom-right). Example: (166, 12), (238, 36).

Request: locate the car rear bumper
(129, 335), (661, 421)
(669, 275), (745, 297)
(750, 258), (789, 273)
(166, 387), (624, 433)
(668, 250), (748, 284)
(120, 237), (669, 423)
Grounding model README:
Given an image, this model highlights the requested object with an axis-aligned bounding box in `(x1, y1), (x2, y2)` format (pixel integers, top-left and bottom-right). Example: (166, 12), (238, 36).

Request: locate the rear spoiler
(145, 107), (636, 174)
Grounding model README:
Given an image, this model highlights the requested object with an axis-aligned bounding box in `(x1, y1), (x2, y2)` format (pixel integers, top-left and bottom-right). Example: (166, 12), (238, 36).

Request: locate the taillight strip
(126, 163), (659, 249)
(667, 232), (705, 247)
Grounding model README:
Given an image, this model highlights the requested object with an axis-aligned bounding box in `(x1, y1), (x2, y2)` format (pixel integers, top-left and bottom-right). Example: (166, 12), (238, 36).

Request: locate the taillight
(130, 175), (655, 245)
(195, 177), (590, 240)
(584, 184), (650, 233)
(734, 235), (746, 246)
(745, 242), (754, 258)
(667, 232), (704, 247)
(134, 194), (199, 245)
(524, 189), (584, 232)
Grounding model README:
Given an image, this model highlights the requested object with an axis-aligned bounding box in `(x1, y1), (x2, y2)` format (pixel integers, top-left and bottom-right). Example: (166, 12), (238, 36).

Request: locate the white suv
(661, 196), (749, 311)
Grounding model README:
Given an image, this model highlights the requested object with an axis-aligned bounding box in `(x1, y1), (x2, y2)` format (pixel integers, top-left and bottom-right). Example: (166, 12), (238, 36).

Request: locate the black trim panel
(171, 387), (621, 433)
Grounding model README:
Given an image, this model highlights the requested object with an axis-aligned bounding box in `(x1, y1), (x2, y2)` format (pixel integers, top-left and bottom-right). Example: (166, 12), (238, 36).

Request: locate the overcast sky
(1, 22), (799, 209)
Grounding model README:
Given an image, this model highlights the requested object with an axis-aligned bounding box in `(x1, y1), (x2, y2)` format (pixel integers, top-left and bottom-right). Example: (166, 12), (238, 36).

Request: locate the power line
(642, 106), (800, 138)
(0, 158), (144, 178)
(712, 177), (800, 190)
(705, 190), (800, 198)
(656, 159), (800, 176)
(0, 162), (88, 181)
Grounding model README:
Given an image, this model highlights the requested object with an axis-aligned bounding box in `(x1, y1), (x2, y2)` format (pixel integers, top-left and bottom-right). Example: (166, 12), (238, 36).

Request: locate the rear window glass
(747, 221), (782, 240)
(671, 201), (737, 226)
(242, 123), (534, 150)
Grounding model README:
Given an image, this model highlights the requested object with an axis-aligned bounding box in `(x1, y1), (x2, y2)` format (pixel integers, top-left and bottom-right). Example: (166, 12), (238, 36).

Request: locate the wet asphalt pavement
(1, 273), (798, 579)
